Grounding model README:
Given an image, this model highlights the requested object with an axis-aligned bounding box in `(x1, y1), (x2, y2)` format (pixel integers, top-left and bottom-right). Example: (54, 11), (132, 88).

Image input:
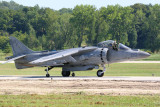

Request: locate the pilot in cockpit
(97, 40), (130, 51)
(112, 40), (118, 51)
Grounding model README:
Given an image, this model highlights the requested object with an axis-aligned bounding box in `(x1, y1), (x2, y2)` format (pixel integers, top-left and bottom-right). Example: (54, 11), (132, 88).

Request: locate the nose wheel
(97, 70), (104, 77)
(97, 64), (106, 77)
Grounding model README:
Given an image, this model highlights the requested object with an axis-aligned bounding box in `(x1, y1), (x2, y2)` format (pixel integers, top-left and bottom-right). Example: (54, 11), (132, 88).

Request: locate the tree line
(0, 1), (160, 53)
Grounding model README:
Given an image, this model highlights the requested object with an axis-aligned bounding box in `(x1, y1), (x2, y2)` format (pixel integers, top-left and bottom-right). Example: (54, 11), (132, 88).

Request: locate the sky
(2, 0), (160, 10)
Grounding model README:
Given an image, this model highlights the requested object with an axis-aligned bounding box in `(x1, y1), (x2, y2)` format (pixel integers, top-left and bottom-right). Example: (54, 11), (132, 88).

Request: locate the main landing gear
(45, 67), (76, 77)
(97, 64), (106, 77)
(61, 71), (75, 77)
(62, 71), (70, 77)
(45, 65), (106, 77)
(45, 66), (54, 77)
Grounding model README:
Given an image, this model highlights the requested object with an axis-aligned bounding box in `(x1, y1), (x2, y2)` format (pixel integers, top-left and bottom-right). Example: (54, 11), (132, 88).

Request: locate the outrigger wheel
(72, 72), (75, 77)
(45, 66), (54, 77)
(46, 74), (50, 77)
(97, 70), (104, 77)
(62, 71), (70, 77)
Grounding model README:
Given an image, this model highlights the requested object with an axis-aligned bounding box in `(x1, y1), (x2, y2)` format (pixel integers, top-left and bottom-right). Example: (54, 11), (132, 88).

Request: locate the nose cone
(138, 51), (150, 59)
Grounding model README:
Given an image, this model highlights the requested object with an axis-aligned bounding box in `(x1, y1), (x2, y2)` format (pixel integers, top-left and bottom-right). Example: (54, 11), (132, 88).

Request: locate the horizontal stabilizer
(2, 55), (26, 64)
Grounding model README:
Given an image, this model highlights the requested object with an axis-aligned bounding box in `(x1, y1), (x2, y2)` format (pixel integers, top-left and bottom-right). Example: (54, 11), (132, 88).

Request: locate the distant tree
(0, 1), (159, 53)
(70, 5), (96, 46)
(58, 8), (72, 14)
(3, 43), (11, 54)
(94, 7), (110, 44)
(144, 4), (160, 52)
(0, 1), (24, 10)
(128, 28), (137, 48)
(0, 35), (9, 51)
(100, 5), (134, 45)
(58, 13), (77, 49)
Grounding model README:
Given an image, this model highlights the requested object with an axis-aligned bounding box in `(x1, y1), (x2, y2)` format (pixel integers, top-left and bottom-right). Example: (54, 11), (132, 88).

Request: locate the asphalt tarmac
(0, 76), (160, 81)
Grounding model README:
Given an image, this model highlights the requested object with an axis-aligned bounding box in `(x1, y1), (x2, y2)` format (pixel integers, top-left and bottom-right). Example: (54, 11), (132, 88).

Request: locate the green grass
(0, 94), (159, 107)
(0, 63), (160, 76)
(141, 54), (160, 61)
(0, 52), (12, 61)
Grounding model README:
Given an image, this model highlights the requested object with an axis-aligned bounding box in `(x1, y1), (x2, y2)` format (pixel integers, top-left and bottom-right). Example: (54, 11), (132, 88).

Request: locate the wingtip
(1, 61), (8, 64)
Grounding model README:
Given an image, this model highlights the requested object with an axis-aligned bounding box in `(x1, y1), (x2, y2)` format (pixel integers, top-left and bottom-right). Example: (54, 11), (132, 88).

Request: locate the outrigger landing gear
(46, 73), (50, 77)
(72, 72), (75, 77)
(45, 66), (54, 77)
(97, 64), (106, 77)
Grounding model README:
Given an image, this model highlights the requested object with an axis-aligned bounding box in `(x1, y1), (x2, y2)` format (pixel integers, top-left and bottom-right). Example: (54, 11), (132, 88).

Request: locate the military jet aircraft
(3, 36), (150, 77)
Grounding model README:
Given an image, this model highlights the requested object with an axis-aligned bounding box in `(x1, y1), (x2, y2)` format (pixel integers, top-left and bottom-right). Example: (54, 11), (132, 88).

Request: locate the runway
(0, 76), (160, 81)
(0, 75), (160, 95)
(0, 76), (160, 95)
(1, 61), (160, 95)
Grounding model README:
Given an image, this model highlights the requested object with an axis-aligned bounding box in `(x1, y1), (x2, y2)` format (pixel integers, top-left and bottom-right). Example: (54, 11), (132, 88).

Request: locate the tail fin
(9, 36), (34, 56)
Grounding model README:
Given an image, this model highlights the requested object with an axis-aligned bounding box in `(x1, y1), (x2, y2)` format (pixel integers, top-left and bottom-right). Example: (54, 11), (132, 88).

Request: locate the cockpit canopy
(97, 40), (131, 50)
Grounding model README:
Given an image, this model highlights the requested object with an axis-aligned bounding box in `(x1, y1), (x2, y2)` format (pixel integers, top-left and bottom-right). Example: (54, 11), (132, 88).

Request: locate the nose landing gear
(97, 70), (104, 77)
(97, 64), (106, 77)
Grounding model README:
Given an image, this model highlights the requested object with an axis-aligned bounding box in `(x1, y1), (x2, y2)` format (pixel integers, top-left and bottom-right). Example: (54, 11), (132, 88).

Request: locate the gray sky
(2, 0), (160, 10)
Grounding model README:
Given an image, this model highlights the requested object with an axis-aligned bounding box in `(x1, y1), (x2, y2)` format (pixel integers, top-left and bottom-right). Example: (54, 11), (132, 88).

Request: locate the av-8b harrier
(3, 36), (150, 77)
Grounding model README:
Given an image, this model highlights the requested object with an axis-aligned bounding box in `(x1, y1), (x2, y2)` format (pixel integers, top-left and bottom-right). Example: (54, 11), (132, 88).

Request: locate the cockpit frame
(97, 40), (131, 51)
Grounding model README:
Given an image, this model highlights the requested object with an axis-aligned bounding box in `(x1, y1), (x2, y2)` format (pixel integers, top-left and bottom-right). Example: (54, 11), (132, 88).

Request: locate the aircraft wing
(2, 55), (26, 64)
(30, 47), (97, 64)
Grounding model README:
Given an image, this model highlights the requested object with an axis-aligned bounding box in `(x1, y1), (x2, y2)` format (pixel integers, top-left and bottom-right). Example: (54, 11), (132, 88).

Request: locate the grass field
(0, 63), (160, 76)
(141, 53), (160, 61)
(0, 94), (160, 107)
(0, 52), (12, 61)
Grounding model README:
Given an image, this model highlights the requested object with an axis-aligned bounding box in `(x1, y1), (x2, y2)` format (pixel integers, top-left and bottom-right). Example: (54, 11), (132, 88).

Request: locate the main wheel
(46, 74), (50, 77)
(72, 73), (75, 77)
(97, 70), (104, 77)
(62, 71), (70, 77)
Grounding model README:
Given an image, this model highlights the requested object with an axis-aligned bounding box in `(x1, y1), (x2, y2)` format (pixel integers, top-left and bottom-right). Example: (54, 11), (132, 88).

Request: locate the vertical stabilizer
(9, 36), (34, 56)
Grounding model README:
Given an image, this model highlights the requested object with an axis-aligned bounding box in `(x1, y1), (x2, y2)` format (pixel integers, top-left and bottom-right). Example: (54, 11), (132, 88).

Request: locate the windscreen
(98, 40), (131, 50)
(118, 43), (131, 50)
